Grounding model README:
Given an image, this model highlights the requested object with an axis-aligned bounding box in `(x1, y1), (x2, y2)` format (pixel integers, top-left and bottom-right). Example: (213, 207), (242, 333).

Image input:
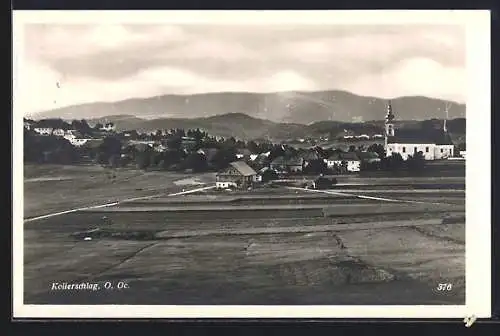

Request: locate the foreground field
(23, 167), (466, 305)
(23, 164), (216, 219)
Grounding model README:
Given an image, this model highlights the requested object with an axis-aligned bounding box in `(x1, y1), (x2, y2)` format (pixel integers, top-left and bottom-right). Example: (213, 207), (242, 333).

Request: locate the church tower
(384, 100), (395, 148)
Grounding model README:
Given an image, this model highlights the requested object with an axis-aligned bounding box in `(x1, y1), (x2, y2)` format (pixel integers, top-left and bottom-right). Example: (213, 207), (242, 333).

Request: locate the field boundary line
(287, 187), (451, 206)
(24, 185), (215, 223)
(154, 218), (447, 239)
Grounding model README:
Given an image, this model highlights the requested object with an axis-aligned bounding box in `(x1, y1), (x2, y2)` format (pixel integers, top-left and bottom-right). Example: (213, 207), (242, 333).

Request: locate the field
(23, 163), (466, 305)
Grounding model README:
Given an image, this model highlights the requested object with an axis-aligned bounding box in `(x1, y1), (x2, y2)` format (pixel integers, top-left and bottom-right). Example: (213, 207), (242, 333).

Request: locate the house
(100, 122), (116, 132)
(356, 151), (381, 163)
(269, 156), (304, 173)
(216, 161), (257, 189)
(33, 127), (53, 135)
(383, 101), (454, 160)
(299, 150), (321, 167)
(325, 152), (361, 172)
(180, 136), (197, 151)
(236, 148), (253, 160)
(250, 152), (271, 168)
(459, 150), (466, 159)
(52, 128), (66, 137)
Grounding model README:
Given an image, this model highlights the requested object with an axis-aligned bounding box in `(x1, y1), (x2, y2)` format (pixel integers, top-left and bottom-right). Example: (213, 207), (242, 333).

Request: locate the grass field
(22, 163), (466, 306)
(23, 164), (216, 219)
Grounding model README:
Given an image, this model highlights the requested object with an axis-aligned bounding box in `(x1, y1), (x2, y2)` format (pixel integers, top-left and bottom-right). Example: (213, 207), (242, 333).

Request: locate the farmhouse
(325, 152), (361, 172)
(384, 101), (454, 160)
(216, 161), (257, 189)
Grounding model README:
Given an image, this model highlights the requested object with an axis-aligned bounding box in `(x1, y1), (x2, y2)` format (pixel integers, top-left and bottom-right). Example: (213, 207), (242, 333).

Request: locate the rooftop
(387, 129), (454, 145)
(229, 161), (257, 176)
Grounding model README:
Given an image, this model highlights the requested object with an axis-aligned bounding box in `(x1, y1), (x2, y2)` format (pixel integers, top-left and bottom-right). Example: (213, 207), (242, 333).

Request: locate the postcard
(12, 10), (491, 319)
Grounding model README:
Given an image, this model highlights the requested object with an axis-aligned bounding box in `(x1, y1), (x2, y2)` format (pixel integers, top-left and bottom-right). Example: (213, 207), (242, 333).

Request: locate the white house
(33, 127), (53, 135)
(52, 128), (66, 137)
(383, 101), (454, 160)
(325, 152), (361, 172)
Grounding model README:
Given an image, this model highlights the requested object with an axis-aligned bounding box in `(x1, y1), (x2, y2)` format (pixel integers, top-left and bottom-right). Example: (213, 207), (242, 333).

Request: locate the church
(384, 101), (455, 160)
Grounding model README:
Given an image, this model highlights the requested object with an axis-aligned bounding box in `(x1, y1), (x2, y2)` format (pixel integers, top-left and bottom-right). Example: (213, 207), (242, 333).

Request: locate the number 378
(437, 283), (453, 291)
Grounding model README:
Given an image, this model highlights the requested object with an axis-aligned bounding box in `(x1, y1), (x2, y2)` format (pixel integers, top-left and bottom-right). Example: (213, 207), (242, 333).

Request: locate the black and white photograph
(12, 10), (491, 318)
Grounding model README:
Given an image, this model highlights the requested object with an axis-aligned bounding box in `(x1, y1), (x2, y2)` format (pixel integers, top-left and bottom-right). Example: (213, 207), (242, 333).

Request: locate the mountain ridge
(31, 89), (466, 125)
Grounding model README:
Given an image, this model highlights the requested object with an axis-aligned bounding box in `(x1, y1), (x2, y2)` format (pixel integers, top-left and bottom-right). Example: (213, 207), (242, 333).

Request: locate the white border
(12, 10), (491, 319)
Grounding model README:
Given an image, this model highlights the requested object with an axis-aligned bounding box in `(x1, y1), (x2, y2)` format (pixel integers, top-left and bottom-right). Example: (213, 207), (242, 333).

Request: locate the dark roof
(299, 150), (321, 161)
(270, 156), (286, 166)
(387, 129), (454, 145)
(287, 156), (304, 166)
(236, 148), (253, 156)
(356, 151), (380, 160)
(328, 152), (360, 161)
(229, 161), (257, 176)
(270, 156), (304, 167)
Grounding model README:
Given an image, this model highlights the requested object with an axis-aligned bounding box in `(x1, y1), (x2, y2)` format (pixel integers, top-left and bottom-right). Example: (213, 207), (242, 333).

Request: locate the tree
(211, 147), (237, 170)
(348, 145), (356, 152)
(261, 169), (279, 182)
(247, 140), (259, 154)
(97, 136), (122, 164)
(94, 123), (103, 130)
(368, 143), (386, 158)
(166, 135), (182, 151)
(135, 151), (151, 170)
(303, 159), (327, 175)
(406, 151), (426, 171)
(183, 152), (208, 172)
(382, 152), (405, 171)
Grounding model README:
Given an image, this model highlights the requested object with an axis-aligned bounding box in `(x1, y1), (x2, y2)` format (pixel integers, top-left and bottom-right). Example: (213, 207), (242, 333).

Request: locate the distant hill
(32, 90), (466, 125)
(80, 113), (465, 143)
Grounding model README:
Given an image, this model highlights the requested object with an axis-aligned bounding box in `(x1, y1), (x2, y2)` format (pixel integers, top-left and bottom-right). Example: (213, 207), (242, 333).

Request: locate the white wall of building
(216, 181), (237, 189)
(326, 159), (360, 172)
(386, 143), (454, 160)
(33, 128), (53, 135)
(434, 145), (454, 160)
(386, 143), (436, 160)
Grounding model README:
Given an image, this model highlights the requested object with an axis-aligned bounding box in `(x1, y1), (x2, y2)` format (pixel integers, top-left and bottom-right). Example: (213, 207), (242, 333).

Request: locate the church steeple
(443, 102), (450, 133)
(385, 100), (395, 137)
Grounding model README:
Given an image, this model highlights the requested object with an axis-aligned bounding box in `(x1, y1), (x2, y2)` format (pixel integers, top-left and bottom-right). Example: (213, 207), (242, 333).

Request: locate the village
(24, 101), (466, 193)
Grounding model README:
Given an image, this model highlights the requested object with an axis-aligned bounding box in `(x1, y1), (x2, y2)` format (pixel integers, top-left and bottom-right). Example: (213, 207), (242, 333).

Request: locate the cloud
(19, 23), (466, 115)
(344, 57), (465, 101)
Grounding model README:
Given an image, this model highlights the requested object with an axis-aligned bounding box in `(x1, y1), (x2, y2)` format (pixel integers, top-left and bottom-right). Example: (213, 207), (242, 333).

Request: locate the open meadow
(22, 162), (466, 305)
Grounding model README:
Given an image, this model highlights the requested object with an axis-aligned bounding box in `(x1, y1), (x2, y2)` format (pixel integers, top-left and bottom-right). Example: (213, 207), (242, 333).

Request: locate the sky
(18, 23), (465, 115)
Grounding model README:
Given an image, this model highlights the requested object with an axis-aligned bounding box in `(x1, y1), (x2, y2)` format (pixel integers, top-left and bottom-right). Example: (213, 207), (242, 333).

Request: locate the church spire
(443, 102), (450, 133)
(385, 100), (395, 137)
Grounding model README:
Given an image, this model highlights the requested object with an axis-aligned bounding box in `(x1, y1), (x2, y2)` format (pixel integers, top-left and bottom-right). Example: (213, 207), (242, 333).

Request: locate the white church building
(384, 101), (455, 160)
